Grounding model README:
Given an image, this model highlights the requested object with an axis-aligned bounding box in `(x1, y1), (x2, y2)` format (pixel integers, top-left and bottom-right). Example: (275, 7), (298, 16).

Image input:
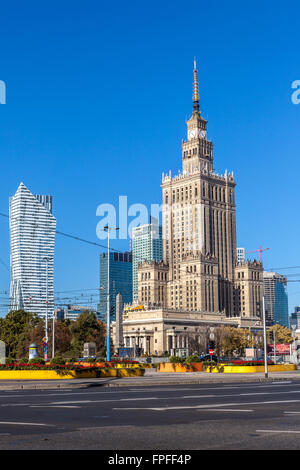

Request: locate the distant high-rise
(132, 217), (163, 300)
(263, 272), (289, 326)
(9, 183), (56, 318)
(290, 306), (300, 330)
(99, 251), (132, 322)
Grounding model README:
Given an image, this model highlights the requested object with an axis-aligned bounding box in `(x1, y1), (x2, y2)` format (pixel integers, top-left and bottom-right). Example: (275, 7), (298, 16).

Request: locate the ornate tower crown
(182, 60), (212, 173)
(193, 59), (200, 112)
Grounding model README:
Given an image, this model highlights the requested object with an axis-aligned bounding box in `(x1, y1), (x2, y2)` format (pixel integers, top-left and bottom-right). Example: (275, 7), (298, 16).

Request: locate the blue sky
(0, 0), (299, 314)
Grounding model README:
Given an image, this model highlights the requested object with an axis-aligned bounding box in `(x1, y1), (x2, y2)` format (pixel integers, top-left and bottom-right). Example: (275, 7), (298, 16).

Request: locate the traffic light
(208, 340), (215, 351)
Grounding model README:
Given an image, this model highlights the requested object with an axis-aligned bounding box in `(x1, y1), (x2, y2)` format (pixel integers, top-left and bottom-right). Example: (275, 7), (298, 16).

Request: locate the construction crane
(245, 246), (270, 263)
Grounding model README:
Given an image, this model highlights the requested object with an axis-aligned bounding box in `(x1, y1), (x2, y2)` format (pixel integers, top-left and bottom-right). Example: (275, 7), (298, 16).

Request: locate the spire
(193, 58), (200, 112)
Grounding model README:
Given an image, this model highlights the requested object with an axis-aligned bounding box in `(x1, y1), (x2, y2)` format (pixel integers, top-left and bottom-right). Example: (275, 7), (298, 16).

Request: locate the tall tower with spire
(161, 60), (237, 316)
(117, 61), (264, 356)
(182, 60), (213, 174)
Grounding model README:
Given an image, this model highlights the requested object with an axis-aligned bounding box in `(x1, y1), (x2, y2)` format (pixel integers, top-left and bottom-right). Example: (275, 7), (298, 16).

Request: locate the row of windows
(164, 185), (233, 204)
(237, 271), (261, 280)
(140, 271), (167, 281)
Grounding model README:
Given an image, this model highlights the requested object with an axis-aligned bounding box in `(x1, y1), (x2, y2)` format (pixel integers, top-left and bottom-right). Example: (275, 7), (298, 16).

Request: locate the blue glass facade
(99, 251), (132, 322)
(274, 281), (289, 327)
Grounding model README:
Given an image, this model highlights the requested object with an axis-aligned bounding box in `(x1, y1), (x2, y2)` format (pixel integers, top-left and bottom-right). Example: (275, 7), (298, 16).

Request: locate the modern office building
(132, 217), (163, 300)
(54, 305), (97, 322)
(99, 251), (132, 322)
(263, 272), (289, 326)
(9, 182), (56, 318)
(236, 247), (245, 264)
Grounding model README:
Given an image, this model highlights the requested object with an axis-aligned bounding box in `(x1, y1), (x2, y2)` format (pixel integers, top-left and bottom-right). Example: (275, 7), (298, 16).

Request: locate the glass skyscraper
(9, 182), (56, 318)
(132, 217), (163, 300)
(99, 251), (132, 322)
(263, 272), (289, 327)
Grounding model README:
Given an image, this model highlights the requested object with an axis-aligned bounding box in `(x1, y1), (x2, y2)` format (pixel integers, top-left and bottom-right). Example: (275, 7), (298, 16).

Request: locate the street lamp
(262, 296), (268, 378)
(273, 329), (276, 365)
(103, 225), (119, 362)
(43, 256), (53, 361)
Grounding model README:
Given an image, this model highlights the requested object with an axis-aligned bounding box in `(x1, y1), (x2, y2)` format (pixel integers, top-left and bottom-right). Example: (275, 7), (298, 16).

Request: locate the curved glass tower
(9, 182), (56, 318)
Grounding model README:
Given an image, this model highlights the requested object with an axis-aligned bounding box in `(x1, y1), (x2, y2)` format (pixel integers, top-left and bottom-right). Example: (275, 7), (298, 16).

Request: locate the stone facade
(234, 261), (263, 320)
(112, 62), (263, 356)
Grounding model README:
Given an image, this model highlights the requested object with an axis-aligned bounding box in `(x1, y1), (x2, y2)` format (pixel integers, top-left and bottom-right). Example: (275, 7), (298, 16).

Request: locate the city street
(1, 380), (300, 449)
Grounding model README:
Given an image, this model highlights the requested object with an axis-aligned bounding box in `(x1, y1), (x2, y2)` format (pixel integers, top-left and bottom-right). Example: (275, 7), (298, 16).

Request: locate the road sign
(209, 349), (214, 355)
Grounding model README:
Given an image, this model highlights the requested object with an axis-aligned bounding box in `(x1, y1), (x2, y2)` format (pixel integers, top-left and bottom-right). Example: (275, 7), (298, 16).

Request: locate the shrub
(185, 355), (200, 363)
(205, 363), (224, 373)
(50, 356), (66, 365)
(169, 356), (184, 363)
(6, 356), (15, 364)
(28, 357), (45, 365)
(96, 357), (106, 362)
(66, 357), (77, 363)
(17, 358), (28, 364)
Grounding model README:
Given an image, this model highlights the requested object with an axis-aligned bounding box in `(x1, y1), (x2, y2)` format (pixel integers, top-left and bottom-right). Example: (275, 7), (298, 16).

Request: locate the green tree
(219, 327), (253, 357)
(267, 324), (293, 344)
(0, 310), (41, 358)
(69, 311), (106, 356)
(51, 320), (72, 355)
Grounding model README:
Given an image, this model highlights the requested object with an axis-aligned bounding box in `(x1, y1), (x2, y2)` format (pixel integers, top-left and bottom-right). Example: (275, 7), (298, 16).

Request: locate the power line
(0, 211), (159, 264)
(264, 266), (300, 271)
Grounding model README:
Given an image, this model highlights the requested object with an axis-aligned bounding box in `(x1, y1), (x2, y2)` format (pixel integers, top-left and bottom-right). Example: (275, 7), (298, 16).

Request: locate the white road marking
(121, 397), (158, 401)
(0, 382), (298, 400)
(1, 403), (31, 407)
(256, 429), (300, 434)
(0, 421), (53, 426)
(272, 381), (292, 384)
(51, 400), (92, 404)
(113, 399), (300, 411)
(199, 409), (254, 412)
(30, 405), (81, 409)
(182, 395), (216, 398)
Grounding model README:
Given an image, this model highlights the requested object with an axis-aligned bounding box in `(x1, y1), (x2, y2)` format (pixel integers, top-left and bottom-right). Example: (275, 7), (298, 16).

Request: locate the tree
(219, 327), (253, 357)
(51, 321), (72, 355)
(70, 311), (106, 356)
(0, 310), (41, 358)
(267, 324), (293, 344)
(185, 326), (209, 355)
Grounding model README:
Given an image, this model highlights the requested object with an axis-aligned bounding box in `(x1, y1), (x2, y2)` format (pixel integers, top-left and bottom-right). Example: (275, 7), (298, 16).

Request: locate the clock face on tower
(199, 130), (206, 138)
(189, 130), (196, 139)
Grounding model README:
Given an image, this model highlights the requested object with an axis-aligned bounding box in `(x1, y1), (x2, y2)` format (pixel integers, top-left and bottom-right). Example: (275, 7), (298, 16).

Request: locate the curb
(0, 380), (110, 391)
(0, 374), (299, 390)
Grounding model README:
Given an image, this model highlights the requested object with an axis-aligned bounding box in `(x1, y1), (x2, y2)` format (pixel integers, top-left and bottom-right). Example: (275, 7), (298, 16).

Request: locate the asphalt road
(1, 380), (300, 450)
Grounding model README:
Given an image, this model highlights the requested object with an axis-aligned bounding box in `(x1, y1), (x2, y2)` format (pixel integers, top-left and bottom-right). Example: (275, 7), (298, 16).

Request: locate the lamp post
(262, 296), (268, 378)
(273, 329), (276, 365)
(103, 225), (119, 362)
(43, 256), (52, 361)
(52, 310), (55, 359)
(291, 325), (297, 364)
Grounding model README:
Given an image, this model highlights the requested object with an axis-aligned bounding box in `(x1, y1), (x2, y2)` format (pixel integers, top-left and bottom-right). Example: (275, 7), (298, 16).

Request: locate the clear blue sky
(0, 0), (299, 315)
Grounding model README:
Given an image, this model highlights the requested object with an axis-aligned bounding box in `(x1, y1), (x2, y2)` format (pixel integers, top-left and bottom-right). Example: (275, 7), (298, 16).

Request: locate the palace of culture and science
(113, 63), (264, 356)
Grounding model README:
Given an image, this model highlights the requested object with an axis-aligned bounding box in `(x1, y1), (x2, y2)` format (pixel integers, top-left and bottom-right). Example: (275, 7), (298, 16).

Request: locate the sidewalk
(0, 368), (299, 390)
